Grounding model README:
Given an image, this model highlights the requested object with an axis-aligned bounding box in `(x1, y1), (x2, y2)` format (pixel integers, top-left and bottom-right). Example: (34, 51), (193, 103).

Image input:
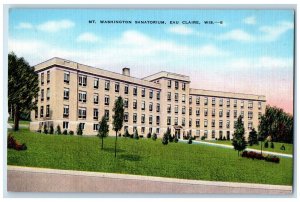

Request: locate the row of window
(35, 105), (50, 118)
(40, 71), (50, 85)
(167, 79), (187, 91)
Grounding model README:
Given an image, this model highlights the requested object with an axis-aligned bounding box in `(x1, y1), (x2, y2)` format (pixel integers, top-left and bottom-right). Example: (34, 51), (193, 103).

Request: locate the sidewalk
(7, 166), (292, 194)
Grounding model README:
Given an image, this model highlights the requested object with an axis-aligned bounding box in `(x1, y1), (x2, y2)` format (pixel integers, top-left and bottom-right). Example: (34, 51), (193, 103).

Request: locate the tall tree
(248, 128), (258, 146)
(232, 115), (247, 157)
(112, 96), (124, 157)
(8, 52), (39, 131)
(98, 115), (109, 149)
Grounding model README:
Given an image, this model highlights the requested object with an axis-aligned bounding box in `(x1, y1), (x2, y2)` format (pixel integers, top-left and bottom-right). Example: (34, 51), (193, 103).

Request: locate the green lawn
(8, 120), (30, 128)
(204, 140), (293, 155)
(7, 129), (293, 185)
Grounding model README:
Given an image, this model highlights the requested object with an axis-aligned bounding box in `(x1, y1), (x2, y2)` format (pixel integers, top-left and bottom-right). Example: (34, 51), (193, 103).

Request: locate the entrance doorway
(175, 129), (181, 139)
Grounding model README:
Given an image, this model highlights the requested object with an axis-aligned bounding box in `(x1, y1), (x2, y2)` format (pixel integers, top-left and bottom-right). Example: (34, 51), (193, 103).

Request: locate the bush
(223, 136), (226, 141)
(49, 124), (54, 134)
(201, 136), (206, 141)
(62, 129), (68, 135)
(162, 132), (168, 145)
(152, 133), (157, 141)
(169, 134), (174, 142)
(118, 133), (121, 137)
(37, 129), (42, 133)
(56, 125), (62, 135)
(188, 136), (193, 144)
(130, 134), (134, 138)
(280, 144), (286, 151)
(123, 129), (130, 138)
(147, 132), (151, 138)
(241, 151), (280, 163)
(76, 125), (83, 135)
(69, 130), (74, 135)
(174, 137), (179, 143)
(139, 135), (144, 138)
(264, 141), (269, 148)
(43, 124), (48, 134)
(134, 130), (139, 140)
(265, 155), (280, 163)
(270, 142), (274, 149)
(7, 134), (27, 151)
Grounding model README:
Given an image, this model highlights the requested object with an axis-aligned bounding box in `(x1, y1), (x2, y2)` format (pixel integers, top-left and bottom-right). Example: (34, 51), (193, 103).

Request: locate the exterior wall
(30, 57), (266, 139)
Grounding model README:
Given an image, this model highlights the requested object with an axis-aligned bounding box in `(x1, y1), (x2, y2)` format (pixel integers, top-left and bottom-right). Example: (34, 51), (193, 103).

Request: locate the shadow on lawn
(118, 154), (142, 161)
(102, 147), (125, 153)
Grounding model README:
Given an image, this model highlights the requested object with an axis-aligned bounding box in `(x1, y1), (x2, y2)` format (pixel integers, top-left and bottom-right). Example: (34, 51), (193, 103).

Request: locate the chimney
(122, 67), (130, 76)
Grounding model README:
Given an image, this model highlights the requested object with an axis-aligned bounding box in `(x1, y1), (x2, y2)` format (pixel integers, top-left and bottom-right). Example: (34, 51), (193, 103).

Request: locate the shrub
(169, 134), (174, 142)
(118, 133), (121, 137)
(134, 130), (139, 140)
(174, 137), (179, 143)
(223, 136), (226, 141)
(56, 125), (62, 135)
(69, 130), (74, 135)
(152, 133), (157, 141)
(265, 155), (280, 163)
(130, 134), (134, 138)
(43, 124), (48, 134)
(162, 132), (169, 145)
(264, 141), (269, 148)
(62, 129), (68, 135)
(37, 129), (42, 133)
(49, 124), (54, 134)
(241, 151), (280, 163)
(76, 125), (83, 135)
(7, 134), (27, 151)
(139, 135), (144, 138)
(270, 142), (274, 149)
(201, 136), (206, 141)
(280, 144), (286, 151)
(188, 135), (193, 144)
(123, 129), (130, 138)
(147, 132), (151, 138)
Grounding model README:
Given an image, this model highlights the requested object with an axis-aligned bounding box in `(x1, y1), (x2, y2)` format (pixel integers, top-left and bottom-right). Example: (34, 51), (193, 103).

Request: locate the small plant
(280, 144), (286, 151)
(56, 125), (62, 135)
(7, 134), (27, 151)
(162, 132), (169, 145)
(43, 124), (48, 134)
(69, 130), (74, 135)
(49, 124), (54, 134)
(264, 141), (269, 148)
(139, 135), (144, 138)
(62, 129), (68, 135)
(123, 129), (130, 138)
(270, 142), (274, 149)
(76, 125), (83, 135)
(201, 136), (206, 141)
(152, 133), (157, 141)
(133, 130), (139, 140)
(188, 135), (193, 144)
(118, 133), (121, 137)
(37, 129), (42, 133)
(223, 136), (226, 141)
(174, 137), (179, 143)
(147, 132), (151, 138)
(130, 134), (134, 138)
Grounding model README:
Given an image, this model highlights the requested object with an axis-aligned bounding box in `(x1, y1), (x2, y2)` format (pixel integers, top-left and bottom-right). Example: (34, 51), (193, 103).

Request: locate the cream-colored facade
(30, 57), (266, 140)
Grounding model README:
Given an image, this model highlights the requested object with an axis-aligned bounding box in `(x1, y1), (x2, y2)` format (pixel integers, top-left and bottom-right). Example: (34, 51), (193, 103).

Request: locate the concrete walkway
(179, 140), (293, 158)
(7, 166), (292, 194)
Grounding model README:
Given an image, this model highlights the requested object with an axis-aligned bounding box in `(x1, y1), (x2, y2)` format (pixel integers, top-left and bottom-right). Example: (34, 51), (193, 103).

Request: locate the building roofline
(142, 70), (190, 80)
(189, 88), (266, 98)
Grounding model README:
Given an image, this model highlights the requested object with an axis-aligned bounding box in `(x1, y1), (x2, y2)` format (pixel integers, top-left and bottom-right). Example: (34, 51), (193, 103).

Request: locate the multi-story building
(30, 57), (266, 140)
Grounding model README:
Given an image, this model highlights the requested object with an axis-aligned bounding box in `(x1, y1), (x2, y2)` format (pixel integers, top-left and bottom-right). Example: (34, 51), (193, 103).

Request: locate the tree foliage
(248, 128), (259, 146)
(98, 115), (109, 149)
(258, 105), (293, 143)
(112, 96), (124, 157)
(8, 52), (39, 130)
(232, 115), (247, 157)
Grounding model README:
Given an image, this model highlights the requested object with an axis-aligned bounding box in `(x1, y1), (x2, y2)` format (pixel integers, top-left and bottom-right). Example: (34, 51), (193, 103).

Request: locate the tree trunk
(14, 105), (20, 131)
(115, 131), (117, 157)
(101, 136), (104, 149)
(238, 150), (239, 157)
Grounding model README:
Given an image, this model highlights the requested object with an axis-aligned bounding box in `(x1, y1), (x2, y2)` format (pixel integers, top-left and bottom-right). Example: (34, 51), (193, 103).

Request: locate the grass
(8, 120), (30, 127)
(204, 140), (293, 155)
(7, 129), (293, 185)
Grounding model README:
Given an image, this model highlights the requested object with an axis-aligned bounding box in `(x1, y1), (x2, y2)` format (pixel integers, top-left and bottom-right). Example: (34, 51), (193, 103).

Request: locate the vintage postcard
(6, 7), (294, 195)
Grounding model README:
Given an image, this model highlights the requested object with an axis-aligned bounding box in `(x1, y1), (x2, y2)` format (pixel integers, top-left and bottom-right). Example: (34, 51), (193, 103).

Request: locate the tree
(248, 128), (258, 146)
(162, 132), (169, 145)
(56, 125), (62, 135)
(112, 96), (124, 157)
(98, 115), (109, 149)
(146, 132), (151, 138)
(76, 124), (83, 135)
(43, 124), (48, 134)
(123, 129), (130, 138)
(232, 115), (247, 157)
(49, 124), (54, 134)
(8, 52), (39, 131)
(152, 133), (157, 141)
(133, 129), (139, 140)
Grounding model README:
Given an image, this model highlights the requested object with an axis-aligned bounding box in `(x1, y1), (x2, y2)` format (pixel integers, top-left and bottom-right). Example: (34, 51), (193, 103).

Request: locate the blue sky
(8, 9), (294, 113)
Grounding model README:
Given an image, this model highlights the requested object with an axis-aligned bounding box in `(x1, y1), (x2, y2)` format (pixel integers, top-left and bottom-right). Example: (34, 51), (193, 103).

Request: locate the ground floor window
(63, 121), (69, 129)
(212, 130), (215, 139)
(156, 128), (159, 134)
(141, 127), (145, 134)
(79, 123), (85, 130)
(93, 124), (99, 131)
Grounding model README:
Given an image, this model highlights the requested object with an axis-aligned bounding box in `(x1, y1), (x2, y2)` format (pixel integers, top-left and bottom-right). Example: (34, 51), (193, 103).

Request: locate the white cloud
(243, 16), (256, 25)
(16, 22), (33, 29)
(218, 29), (255, 42)
(168, 25), (194, 35)
(259, 21), (294, 41)
(37, 19), (75, 32)
(76, 32), (100, 43)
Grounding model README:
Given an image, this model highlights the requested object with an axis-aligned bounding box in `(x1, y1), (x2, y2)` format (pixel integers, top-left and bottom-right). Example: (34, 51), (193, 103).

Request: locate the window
(219, 109), (223, 117)
(124, 98), (128, 108)
(167, 104), (171, 113)
(141, 101), (145, 110)
(63, 121), (69, 129)
(93, 124), (99, 131)
(79, 75), (87, 86)
(248, 101), (253, 109)
(248, 122), (253, 130)
(149, 127), (153, 134)
(175, 93), (178, 102)
(234, 110), (237, 118)
(142, 88), (145, 97)
(41, 89), (44, 101)
(105, 80), (110, 90)
(175, 81), (179, 89)
(124, 85), (129, 94)
(204, 97), (208, 105)
(212, 120), (215, 128)
(124, 113), (128, 122)
(227, 99), (230, 107)
(196, 108), (200, 116)
(157, 91), (160, 100)
(204, 108), (208, 116)
(241, 111), (244, 118)
(41, 73), (44, 85)
(46, 88), (50, 100)
(64, 72), (70, 83)
(94, 78), (99, 89)
(141, 127), (145, 134)
(212, 130), (215, 139)
(133, 113), (137, 123)
(241, 100), (244, 109)
(182, 83), (186, 90)
(94, 93), (99, 104)
(174, 117), (178, 125)
(204, 130), (208, 138)
(79, 91), (87, 103)
(156, 128), (160, 134)
(189, 96), (192, 104)
(149, 115), (153, 124)
(182, 118), (186, 126)
(219, 120), (223, 129)
(133, 99), (137, 109)
(226, 110), (230, 118)
(175, 105), (179, 114)
(93, 108), (98, 120)
(248, 111), (253, 120)
(219, 131), (223, 139)
(167, 80), (171, 88)
(79, 123), (85, 130)
(78, 107), (86, 119)
(212, 97), (216, 106)
(35, 108), (38, 119)
(115, 82), (120, 92)
(105, 95), (110, 105)
(212, 109), (215, 117)
(204, 119), (208, 127)
(167, 117), (171, 125)
(149, 90), (153, 99)
(189, 107), (192, 115)
(47, 71), (50, 83)
(167, 92), (171, 101)
(46, 105), (50, 117)
(63, 105), (69, 117)
(149, 102), (153, 112)
(156, 103), (160, 112)
(219, 98), (223, 106)
(182, 94), (186, 103)
(133, 127), (137, 133)
(226, 120), (230, 129)
(234, 99), (237, 108)
(141, 114), (145, 124)
(64, 88), (69, 100)
(104, 110), (109, 120)
(189, 118), (192, 127)
(258, 101), (262, 110)
(196, 119), (200, 127)
(133, 86), (137, 96)
(196, 130), (200, 137)
(196, 96), (200, 105)
(40, 106), (44, 117)
(182, 106), (186, 114)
